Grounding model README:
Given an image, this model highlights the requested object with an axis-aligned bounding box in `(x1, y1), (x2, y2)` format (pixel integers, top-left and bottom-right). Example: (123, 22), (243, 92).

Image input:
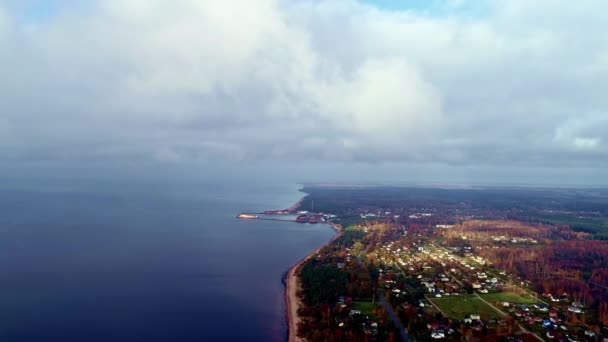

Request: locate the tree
(352, 241), (364, 256)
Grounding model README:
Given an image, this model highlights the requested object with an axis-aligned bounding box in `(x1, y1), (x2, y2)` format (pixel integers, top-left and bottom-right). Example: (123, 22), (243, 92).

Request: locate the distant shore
(285, 214), (342, 342)
(287, 197), (305, 213)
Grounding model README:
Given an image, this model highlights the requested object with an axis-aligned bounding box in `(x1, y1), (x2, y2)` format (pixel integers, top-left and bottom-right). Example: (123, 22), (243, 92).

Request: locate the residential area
(292, 186), (608, 341)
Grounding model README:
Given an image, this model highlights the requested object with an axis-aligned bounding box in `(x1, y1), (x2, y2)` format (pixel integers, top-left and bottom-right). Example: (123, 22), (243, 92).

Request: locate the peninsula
(272, 185), (608, 341)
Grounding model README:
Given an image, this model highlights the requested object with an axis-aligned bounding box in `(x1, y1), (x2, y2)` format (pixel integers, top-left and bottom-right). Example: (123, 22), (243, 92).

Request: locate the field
(352, 301), (380, 315)
(479, 291), (537, 304)
(430, 295), (504, 320)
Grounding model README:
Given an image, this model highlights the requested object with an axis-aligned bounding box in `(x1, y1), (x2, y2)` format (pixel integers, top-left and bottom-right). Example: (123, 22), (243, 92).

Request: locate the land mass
(286, 222), (342, 342)
(280, 185), (608, 341)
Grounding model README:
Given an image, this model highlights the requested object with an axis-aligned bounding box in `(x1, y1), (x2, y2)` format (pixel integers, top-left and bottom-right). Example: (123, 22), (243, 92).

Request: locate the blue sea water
(0, 180), (334, 341)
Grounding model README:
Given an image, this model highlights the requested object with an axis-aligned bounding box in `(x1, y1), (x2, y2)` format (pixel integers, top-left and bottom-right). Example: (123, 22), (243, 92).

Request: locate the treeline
(334, 229), (367, 248)
(299, 186), (608, 216)
(523, 212), (608, 239)
(300, 261), (348, 305)
(475, 239), (608, 322)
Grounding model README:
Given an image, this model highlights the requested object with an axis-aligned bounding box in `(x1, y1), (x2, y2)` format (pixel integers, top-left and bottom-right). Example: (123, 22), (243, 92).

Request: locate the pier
(237, 213), (298, 222)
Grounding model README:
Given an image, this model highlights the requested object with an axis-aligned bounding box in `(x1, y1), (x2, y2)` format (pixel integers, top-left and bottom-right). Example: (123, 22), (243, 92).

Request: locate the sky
(1, 0), (607, 186)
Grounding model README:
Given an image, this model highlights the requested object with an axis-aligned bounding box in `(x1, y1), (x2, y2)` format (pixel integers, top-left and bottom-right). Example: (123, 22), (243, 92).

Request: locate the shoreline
(287, 196), (305, 213)
(285, 220), (342, 342)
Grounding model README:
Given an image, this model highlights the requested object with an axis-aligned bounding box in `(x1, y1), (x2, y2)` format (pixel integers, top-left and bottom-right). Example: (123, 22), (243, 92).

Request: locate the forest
(298, 185), (608, 238)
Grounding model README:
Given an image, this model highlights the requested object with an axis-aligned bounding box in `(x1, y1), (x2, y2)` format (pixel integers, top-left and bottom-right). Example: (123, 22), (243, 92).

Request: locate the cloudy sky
(1, 0), (607, 185)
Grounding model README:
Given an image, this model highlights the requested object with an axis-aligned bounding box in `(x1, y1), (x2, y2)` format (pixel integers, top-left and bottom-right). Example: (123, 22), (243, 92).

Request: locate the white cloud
(573, 137), (600, 151)
(0, 0), (607, 168)
(312, 58), (442, 144)
(554, 114), (607, 153)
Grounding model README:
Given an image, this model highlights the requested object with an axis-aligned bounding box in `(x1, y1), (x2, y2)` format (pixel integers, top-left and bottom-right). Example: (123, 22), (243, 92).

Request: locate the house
(431, 330), (445, 339)
(422, 281), (435, 289)
(571, 301), (584, 308)
(584, 330), (595, 337)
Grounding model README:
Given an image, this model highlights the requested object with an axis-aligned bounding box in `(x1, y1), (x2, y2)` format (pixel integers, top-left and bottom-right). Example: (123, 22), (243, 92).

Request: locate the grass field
(430, 295), (503, 320)
(353, 301), (380, 315)
(479, 291), (537, 304)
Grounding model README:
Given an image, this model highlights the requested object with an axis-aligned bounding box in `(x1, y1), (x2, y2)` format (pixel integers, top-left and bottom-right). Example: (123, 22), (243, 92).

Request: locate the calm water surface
(0, 181), (334, 341)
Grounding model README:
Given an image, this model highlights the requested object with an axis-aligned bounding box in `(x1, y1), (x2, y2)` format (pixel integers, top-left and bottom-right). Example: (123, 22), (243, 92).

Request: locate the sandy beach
(286, 222), (342, 342)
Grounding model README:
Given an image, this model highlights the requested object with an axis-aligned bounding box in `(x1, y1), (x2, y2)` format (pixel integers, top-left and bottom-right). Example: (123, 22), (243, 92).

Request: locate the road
(377, 290), (409, 342)
(473, 292), (544, 341)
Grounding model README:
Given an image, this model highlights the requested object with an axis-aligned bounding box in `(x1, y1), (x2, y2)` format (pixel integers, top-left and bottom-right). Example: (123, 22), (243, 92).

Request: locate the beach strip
(286, 222), (342, 342)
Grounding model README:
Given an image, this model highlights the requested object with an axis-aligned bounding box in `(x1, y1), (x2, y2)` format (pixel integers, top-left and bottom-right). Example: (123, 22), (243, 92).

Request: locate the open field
(431, 295), (503, 320)
(353, 301), (380, 315)
(479, 291), (537, 304)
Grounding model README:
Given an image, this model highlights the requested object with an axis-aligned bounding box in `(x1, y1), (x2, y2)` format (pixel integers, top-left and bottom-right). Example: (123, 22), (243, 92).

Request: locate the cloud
(0, 0), (607, 169)
(573, 138), (600, 151)
(554, 114), (606, 153)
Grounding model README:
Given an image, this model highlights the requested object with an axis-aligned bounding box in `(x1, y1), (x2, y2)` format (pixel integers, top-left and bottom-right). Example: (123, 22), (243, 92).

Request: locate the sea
(0, 179), (335, 341)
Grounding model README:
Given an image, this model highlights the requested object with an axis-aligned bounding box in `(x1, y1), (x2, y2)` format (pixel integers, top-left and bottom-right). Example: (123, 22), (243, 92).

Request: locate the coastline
(285, 221), (342, 342)
(287, 196), (305, 213)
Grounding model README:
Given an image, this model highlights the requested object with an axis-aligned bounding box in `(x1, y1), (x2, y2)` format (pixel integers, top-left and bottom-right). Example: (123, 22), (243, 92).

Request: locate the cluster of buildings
(367, 223), (605, 341)
(295, 210), (336, 223)
(492, 235), (539, 244)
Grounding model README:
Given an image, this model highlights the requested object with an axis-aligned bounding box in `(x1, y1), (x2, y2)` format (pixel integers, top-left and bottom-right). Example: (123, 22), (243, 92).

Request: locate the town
(288, 185), (608, 341)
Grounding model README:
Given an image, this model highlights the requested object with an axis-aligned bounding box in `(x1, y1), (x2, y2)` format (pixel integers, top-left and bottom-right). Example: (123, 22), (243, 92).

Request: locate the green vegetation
(479, 291), (536, 304)
(300, 186), (608, 239)
(431, 295), (503, 320)
(353, 301), (380, 315)
(337, 216), (366, 228)
(345, 225), (361, 232)
(298, 193), (351, 215)
(300, 261), (348, 305)
(334, 228), (367, 248)
(528, 212), (608, 238)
